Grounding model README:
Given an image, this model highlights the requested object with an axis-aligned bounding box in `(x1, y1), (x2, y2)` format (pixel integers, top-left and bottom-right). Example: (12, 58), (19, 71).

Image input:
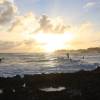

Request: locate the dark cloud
(39, 15), (52, 33)
(0, 0), (17, 25)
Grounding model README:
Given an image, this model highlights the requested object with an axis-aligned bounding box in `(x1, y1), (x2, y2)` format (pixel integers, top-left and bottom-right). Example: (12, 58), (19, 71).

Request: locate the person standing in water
(66, 53), (72, 62)
(82, 56), (84, 59)
(0, 57), (4, 63)
(0, 58), (2, 63)
(66, 53), (70, 59)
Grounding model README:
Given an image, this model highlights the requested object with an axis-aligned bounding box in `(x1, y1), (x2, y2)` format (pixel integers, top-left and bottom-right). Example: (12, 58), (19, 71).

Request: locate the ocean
(0, 52), (100, 77)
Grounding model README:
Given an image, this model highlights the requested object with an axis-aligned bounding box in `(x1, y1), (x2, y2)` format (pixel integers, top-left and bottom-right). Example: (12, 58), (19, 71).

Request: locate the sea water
(0, 52), (100, 77)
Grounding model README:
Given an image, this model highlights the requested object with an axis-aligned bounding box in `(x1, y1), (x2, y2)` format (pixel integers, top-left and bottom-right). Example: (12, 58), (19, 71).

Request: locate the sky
(0, 0), (100, 52)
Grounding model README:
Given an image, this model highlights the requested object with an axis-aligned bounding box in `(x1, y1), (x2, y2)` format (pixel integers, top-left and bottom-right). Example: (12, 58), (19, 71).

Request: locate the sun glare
(32, 32), (75, 52)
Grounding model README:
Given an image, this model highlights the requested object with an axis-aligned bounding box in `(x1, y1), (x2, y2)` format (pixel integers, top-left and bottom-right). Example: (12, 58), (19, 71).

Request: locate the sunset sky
(0, 0), (100, 52)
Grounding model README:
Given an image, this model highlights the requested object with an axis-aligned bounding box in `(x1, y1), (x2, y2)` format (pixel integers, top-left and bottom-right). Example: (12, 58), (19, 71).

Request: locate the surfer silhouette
(66, 53), (70, 59)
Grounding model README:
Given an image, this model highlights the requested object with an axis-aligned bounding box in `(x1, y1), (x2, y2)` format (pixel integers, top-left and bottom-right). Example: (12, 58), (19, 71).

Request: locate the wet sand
(0, 68), (100, 100)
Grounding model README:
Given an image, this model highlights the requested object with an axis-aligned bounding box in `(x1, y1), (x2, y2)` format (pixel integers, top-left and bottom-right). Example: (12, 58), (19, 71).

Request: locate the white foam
(0, 89), (3, 94)
(22, 83), (26, 88)
(40, 87), (66, 92)
(12, 89), (15, 93)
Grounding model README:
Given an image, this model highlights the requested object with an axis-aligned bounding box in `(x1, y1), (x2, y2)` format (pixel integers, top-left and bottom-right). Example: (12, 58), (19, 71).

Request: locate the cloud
(0, 0), (99, 52)
(0, 2), (71, 43)
(0, 0), (17, 30)
(38, 15), (53, 33)
(0, 0), (70, 41)
(69, 22), (100, 49)
(0, 21), (100, 52)
(7, 0), (14, 3)
(84, 2), (96, 9)
(78, 22), (93, 33)
(34, 15), (70, 33)
(9, 14), (70, 35)
(12, 40), (42, 52)
(9, 12), (39, 33)
(74, 22), (94, 42)
(0, 40), (19, 50)
(0, 40), (39, 52)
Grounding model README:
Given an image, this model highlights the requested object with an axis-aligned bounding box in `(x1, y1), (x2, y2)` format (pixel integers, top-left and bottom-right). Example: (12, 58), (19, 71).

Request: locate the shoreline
(0, 67), (100, 100)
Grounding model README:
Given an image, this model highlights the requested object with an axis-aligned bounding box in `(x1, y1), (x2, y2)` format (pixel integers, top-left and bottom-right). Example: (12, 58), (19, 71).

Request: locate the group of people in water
(66, 53), (85, 61)
(0, 53), (85, 63)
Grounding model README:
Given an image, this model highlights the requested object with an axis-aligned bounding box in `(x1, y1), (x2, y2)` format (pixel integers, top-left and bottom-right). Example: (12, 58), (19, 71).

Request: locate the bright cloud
(84, 2), (96, 9)
(69, 22), (100, 49)
(9, 14), (70, 34)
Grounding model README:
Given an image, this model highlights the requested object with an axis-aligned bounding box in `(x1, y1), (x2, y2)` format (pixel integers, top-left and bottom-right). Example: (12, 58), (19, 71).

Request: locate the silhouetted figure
(82, 56), (84, 59)
(66, 53), (70, 59)
(66, 53), (72, 62)
(0, 58), (2, 63)
(0, 57), (4, 63)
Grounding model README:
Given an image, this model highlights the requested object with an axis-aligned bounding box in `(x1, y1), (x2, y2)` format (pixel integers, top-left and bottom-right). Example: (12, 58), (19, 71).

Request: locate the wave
(0, 53), (100, 77)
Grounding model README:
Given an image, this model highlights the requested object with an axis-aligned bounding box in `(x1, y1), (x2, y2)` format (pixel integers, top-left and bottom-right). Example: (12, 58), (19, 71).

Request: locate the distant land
(54, 47), (100, 54)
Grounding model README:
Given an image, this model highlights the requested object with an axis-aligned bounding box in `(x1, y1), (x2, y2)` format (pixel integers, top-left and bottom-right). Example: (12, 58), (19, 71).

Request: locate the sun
(32, 32), (75, 52)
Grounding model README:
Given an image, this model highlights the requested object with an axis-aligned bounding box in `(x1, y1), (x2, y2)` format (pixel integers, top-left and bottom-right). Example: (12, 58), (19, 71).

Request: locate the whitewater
(0, 52), (100, 77)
